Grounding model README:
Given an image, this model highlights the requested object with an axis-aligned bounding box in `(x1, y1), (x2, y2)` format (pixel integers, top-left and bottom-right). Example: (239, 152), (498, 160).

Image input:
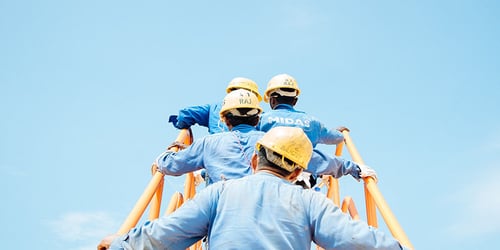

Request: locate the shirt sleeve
(307, 192), (403, 250)
(316, 121), (344, 145)
(110, 184), (221, 250)
(176, 104), (211, 129)
(157, 139), (206, 176)
(306, 149), (361, 180)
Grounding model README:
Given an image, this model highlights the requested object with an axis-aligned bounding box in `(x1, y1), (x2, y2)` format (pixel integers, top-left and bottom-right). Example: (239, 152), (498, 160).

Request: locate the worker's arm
(155, 139), (206, 176)
(108, 183), (220, 249)
(307, 192), (404, 250)
(306, 149), (377, 181)
(316, 120), (345, 145)
(172, 104), (211, 129)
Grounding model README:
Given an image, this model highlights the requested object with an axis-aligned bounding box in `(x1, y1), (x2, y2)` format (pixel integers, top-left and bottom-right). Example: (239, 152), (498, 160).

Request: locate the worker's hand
(336, 126), (350, 133)
(167, 141), (188, 151)
(97, 233), (120, 250)
(153, 150), (175, 174)
(358, 164), (378, 183)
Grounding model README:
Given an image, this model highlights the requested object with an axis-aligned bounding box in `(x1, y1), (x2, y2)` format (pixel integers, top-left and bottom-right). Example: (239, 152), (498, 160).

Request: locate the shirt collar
(231, 124), (258, 132)
(274, 103), (295, 110)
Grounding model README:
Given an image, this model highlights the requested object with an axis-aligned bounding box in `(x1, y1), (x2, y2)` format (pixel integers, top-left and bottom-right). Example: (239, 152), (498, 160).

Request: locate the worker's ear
(221, 116), (234, 130)
(251, 153), (258, 173)
(288, 168), (303, 182)
(269, 97), (278, 109)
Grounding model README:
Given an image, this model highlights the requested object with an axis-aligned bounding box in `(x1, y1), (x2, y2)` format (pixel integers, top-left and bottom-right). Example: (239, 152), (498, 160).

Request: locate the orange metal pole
(341, 130), (378, 227)
(342, 131), (414, 249)
(164, 192), (185, 215)
(335, 141), (344, 156)
(340, 196), (360, 220)
(148, 129), (193, 220)
(317, 143), (344, 250)
(183, 172), (195, 200)
(329, 142), (345, 206)
(365, 179), (414, 249)
(118, 129), (192, 234)
(325, 176), (340, 206)
(148, 173), (164, 221)
(183, 172), (201, 250)
(117, 172), (164, 234)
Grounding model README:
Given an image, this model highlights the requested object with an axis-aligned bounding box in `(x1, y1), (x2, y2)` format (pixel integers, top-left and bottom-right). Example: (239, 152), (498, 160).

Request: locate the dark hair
(256, 146), (293, 177)
(270, 88), (297, 105)
(223, 108), (260, 126)
(272, 96), (296, 105)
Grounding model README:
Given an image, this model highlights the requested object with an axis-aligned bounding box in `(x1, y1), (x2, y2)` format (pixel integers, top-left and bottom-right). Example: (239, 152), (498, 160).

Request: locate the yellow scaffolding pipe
(112, 127), (412, 250)
(341, 130), (377, 227)
(326, 142), (344, 206)
(342, 131), (414, 250)
(117, 129), (192, 235)
(341, 196), (360, 220)
(148, 129), (193, 220)
(164, 192), (184, 215)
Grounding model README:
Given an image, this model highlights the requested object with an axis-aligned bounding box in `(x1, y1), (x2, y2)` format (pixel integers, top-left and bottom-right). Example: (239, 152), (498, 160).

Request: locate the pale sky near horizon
(1, 1), (499, 249)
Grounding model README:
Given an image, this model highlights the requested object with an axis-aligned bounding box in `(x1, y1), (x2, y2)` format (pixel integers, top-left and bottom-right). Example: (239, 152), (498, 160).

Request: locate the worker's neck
(257, 169), (290, 181)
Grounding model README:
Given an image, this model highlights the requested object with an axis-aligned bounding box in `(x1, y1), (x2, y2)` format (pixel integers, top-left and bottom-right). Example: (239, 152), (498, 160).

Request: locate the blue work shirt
(257, 104), (344, 147)
(157, 131), (361, 185)
(157, 123), (362, 185)
(110, 172), (404, 250)
(309, 149), (361, 180)
(156, 124), (263, 184)
(175, 101), (228, 134)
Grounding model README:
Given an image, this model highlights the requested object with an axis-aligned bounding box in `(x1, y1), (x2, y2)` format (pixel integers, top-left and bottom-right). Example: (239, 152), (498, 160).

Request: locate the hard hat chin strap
(227, 108), (260, 117)
(270, 88), (297, 98)
(263, 147), (297, 172)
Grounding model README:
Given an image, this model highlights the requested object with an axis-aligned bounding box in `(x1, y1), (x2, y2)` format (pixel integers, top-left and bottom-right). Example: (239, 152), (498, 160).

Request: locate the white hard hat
(264, 74), (300, 102)
(220, 89), (263, 117)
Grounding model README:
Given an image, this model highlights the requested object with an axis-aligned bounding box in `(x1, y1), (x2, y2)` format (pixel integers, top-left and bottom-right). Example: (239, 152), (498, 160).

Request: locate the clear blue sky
(1, 1), (499, 249)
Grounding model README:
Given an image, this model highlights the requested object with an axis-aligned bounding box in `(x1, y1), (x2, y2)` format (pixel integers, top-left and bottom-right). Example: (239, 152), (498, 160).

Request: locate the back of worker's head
(220, 89), (263, 127)
(264, 74), (301, 108)
(226, 77), (263, 102)
(255, 126), (312, 176)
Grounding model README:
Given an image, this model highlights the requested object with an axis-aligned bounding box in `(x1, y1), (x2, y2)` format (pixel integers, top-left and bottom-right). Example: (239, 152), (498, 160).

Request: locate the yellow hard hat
(264, 74), (301, 103)
(256, 126), (312, 171)
(219, 89), (263, 117)
(226, 77), (262, 101)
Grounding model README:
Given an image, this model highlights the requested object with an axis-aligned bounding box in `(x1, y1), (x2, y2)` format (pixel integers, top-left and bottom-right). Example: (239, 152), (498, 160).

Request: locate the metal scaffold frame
(111, 129), (414, 250)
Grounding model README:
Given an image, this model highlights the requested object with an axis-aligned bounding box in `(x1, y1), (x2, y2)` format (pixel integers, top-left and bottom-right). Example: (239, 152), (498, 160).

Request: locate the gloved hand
(294, 172), (313, 189)
(336, 126), (350, 132)
(358, 164), (378, 183)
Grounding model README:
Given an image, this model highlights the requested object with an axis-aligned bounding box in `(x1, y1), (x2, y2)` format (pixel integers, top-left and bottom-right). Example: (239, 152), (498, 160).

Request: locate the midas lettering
(268, 116), (310, 128)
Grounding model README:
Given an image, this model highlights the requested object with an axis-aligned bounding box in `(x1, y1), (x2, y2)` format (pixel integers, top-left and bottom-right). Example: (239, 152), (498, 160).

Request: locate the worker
(257, 73), (347, 147)
(169, 77), (262, 134)
(157, 88), (263, 184)
(160, 91), (375, 186)
(161, 89), (377, 187)
(98, 127), (406, 250)
(257, 73), (349, 188)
